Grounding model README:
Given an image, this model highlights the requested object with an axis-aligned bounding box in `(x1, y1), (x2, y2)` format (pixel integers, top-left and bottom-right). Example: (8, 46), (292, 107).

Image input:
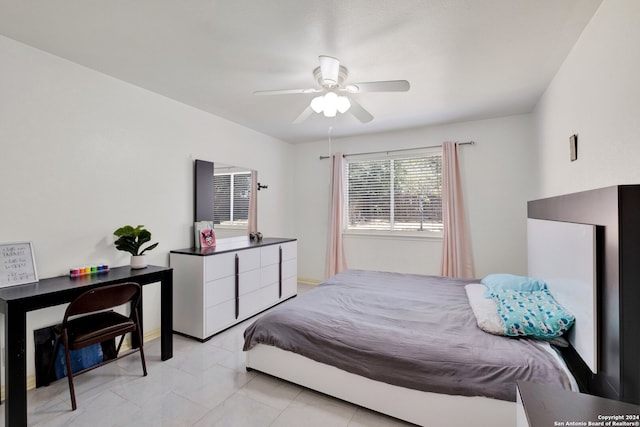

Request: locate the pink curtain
(248, 171), (258, 233)
(325, 153), (347, 278)
(440, 141), (474, 278)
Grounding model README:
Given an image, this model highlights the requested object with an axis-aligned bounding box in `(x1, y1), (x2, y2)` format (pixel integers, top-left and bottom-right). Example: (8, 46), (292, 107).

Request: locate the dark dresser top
(170, 237), (296, 256)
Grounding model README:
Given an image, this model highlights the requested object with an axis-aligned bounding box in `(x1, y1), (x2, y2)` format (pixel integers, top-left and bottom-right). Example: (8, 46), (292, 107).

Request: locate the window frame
(342, 148), (444, 239)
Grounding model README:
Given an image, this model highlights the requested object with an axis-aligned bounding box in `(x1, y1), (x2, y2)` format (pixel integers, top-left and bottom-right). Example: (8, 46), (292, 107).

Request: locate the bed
(244, 269), (580, 426)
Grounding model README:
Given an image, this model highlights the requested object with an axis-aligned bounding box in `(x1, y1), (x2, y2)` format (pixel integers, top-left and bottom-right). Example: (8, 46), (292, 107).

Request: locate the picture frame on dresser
(194, 221), (215, 248)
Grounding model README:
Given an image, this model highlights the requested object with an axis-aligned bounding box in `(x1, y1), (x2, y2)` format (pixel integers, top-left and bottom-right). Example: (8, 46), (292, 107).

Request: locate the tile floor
(1, 284), (415, 426)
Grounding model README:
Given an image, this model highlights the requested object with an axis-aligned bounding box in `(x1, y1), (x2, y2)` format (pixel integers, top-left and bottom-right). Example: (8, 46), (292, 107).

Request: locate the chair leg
(45, 336), (61, 387)
(135, 326), (147, 376)
(115, 334), (126, 356)
(62, 331), (77, 411)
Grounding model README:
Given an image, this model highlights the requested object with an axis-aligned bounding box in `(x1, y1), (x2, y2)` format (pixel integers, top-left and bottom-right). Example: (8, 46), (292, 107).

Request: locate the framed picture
(194, 221), (216, 248)
(0, 241), (39, 288)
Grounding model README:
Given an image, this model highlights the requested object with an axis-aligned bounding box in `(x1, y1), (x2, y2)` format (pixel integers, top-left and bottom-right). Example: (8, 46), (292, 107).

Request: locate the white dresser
(170, 237), (297, 340)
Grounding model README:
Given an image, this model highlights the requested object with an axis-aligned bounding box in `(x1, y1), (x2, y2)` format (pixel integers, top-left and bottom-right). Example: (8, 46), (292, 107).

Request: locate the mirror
(213, 163), (253, 235)
(194, 160), (256, 240)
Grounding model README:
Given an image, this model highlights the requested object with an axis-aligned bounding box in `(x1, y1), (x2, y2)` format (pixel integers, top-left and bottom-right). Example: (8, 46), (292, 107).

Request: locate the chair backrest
(63, 282), (141, 323)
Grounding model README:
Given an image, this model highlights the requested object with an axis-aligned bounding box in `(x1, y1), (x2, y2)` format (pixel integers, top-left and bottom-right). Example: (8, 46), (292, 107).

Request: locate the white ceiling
(0, 0), (602, 143)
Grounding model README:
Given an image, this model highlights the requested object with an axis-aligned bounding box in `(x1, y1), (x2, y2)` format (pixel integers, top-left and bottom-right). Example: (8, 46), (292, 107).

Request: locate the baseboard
(143, 327), (161, 344)
(297, 278), (322, 285)
(114, 327), (161, 352)
(0, 327), (163, 399)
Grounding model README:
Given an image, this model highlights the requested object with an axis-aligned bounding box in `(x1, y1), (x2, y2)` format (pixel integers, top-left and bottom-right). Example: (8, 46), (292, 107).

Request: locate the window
(345, 150), (443, 233)
(213, 172), (251, 226)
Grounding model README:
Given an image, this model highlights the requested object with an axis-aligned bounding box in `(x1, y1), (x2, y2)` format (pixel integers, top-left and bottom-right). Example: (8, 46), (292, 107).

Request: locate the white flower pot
(130, 255), (148, 269)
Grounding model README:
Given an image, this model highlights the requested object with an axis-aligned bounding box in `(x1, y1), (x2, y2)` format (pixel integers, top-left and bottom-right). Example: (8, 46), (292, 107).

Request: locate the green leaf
(140, 242), (159, 255)
(114, 225), (136, 237)
(137, 229), (151, 245)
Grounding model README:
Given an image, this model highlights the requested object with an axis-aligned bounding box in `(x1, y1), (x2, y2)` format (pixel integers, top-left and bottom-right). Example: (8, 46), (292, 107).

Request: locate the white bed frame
(246, 343), (514, 427)
(245, 218), (597, 426)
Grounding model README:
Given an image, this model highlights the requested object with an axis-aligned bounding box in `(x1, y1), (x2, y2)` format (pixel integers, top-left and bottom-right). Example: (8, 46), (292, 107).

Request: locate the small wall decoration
(570, 134), (578, 161)
(0, 241), (39, 288)
(194, 221), (216, 248)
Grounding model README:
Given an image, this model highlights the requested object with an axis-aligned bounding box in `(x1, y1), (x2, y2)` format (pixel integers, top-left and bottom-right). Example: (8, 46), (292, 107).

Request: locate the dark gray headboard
(528, 185), (640, 404)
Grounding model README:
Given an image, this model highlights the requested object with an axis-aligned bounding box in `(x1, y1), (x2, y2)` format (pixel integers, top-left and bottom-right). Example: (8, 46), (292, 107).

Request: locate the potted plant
(113, 225), (159, 269)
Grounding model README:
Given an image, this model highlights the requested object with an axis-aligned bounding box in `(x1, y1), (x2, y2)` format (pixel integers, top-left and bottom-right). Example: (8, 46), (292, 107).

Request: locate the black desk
(0, 265), (173, 426)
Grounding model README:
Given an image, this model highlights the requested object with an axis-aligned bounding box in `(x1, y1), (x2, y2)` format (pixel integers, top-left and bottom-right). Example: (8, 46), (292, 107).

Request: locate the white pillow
(465, 283), (505, 335)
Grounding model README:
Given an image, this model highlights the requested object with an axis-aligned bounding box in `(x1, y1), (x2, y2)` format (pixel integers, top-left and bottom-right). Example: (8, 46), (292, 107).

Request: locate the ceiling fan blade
(292, 106), (315, 124)
(348, 98), (374, 123)
(253, 88), (320, 96)
(319, 55), (340, 85)
(346, 80), (410, 93)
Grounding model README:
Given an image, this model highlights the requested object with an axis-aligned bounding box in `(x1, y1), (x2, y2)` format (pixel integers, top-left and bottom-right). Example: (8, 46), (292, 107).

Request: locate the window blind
(213, 172), (251, 225)
(213, 175), (231, 224)
(345, 153), (443, 232)
(232, 173), (250, 221)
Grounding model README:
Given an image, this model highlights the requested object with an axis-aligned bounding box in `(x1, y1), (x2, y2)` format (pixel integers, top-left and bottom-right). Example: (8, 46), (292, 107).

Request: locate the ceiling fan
(253, 55), (410, 124)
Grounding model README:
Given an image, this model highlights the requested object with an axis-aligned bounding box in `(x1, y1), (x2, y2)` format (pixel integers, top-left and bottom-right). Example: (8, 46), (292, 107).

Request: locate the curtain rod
(318, 141), (475, 160)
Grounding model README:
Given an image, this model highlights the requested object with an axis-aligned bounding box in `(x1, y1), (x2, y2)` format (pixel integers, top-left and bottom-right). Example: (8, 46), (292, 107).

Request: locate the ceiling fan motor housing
(314, 65), (348, 89)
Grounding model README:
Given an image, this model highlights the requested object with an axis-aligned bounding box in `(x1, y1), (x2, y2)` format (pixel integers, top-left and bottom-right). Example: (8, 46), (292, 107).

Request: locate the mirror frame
(194, 159), (214, 222)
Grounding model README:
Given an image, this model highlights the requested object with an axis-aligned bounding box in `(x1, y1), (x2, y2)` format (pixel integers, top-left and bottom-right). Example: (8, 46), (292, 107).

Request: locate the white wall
(0, 35), (294, 379)
(533, 0), (640, 197)
(293, 114), (536, 282)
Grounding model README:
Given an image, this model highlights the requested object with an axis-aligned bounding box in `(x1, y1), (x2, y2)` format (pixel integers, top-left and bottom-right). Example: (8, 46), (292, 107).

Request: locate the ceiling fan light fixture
(310, 92), (351, 117)
(337, 96), (351, 113)
(323, 107), (337, 117)
(322, 92), (338, 117)
(324, 91), (338, 102)
(310, 95), (325, 113)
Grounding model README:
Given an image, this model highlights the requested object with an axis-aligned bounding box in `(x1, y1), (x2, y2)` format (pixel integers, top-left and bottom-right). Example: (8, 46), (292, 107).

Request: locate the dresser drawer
(282, 258), (297, 279)
(282, 275), (297, 298)
(281, 241), (297, 261)
(261, 242), (297, 266)
(238, 248), (261, 272)
(238, 268), (261, 296)
(240, 283), (278, 318)
(205, 249), (261, 282)
(205, 299), (236, 336)
(204, 275), (235, 307)
(260, 263), (279, 287)
(205, 252), (236, 281)
(261, 245), (280, 267)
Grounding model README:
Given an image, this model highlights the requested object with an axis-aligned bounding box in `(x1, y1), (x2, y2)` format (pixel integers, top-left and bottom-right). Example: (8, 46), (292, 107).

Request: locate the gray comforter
(243, 270), (574, 401)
